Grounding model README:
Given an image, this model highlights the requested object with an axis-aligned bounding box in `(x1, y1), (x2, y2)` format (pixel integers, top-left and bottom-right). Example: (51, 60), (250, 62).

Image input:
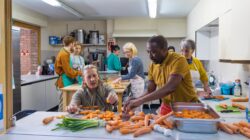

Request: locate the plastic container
(220, 83), (235, 95)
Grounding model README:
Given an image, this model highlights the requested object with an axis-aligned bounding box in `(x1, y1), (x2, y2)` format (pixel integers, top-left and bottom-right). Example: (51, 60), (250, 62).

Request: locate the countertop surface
(21, 75), (58, 86)
(3, 95), (249, 140)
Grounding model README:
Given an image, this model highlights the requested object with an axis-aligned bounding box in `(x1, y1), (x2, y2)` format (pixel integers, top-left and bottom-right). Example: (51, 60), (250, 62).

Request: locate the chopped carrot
(42, 116), (54, 125)
(219, 122), (234, 134)
(133, 127), (152, 137)
(150, 111), (173, 128)
(130, 116), (144, 121)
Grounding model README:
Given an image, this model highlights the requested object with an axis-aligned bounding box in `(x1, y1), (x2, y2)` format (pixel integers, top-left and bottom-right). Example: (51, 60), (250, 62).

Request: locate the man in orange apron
(124, 35), (198, 115)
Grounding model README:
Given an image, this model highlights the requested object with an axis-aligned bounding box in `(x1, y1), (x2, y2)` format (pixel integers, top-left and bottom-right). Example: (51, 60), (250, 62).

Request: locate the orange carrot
(129, 111), (134, 116)
(219, 122), (234, 134)
(240, 129), (250, 138)
(242, 127), (250, 133)
(150, 111), (173, 128)
(138, 112), (145, 117)
(43, 116), (54, 125)
(239, 121), (250, 128)
(130, 116), (144, 121)
(106, 124), (113, 133)
(107, 120), (119, 126)
(231, 97), (249, 102)
(133, 127), (152, 137)
(232, 103), (246, 110)
(144, 114), (150, 126)
(219, 103), (228, 109)
(225, 123), (240, 134)
(163, 120), (174, 129)
(119, 128), (138, 134)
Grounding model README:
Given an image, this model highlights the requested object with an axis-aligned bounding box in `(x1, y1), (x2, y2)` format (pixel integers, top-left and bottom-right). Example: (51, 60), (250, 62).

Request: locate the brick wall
(20, 28), (38, 75)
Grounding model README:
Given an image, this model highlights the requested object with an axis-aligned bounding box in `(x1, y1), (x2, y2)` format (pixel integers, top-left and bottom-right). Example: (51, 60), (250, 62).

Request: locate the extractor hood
(112, 30), (158, 37)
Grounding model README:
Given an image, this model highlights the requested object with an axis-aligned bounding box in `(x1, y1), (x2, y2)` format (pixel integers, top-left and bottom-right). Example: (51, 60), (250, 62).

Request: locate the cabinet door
(219, 10), (232, 59)
(21, 82), (46, 111)
(230, 0), (250, 60)
(45, 79), (60, 110)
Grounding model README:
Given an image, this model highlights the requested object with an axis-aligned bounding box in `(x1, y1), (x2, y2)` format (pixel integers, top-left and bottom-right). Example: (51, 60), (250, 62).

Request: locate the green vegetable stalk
(52, 117), (105, 132)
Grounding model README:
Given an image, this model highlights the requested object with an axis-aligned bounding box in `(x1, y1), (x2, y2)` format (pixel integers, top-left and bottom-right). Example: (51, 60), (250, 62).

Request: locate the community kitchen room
(1, 0), (250, 139)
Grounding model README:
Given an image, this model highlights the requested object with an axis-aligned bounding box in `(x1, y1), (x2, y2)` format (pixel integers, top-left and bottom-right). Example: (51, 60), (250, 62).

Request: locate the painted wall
(187, 0), (232, 40)
(12, 2), (48, 27)
(116, 37), (183, 72)
(114, 18), (186, 38)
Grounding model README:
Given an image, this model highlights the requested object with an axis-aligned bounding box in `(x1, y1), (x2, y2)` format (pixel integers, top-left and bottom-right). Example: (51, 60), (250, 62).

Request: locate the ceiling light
(42, 0), (61, 7)
(147, 0), (157, 18)
(42, 0), (84, 19)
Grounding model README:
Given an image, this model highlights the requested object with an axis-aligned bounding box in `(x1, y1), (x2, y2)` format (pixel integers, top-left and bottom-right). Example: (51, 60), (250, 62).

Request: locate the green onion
(52, 117), (104, 132)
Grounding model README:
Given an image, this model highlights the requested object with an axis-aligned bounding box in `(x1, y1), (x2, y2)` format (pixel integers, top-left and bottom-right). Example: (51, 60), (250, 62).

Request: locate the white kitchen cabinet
(230, 0), (250, 60)
(218, 10), (232, 60)
(45, 79), (60, 110)
(196, 31), (211, 60)
(21, 82), (46, 111)
(21, 78), (59, 111)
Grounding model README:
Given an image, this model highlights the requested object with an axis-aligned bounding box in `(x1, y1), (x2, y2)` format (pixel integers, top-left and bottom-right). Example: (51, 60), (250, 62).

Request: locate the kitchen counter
(4, 111), (248, 140)
(21, 75), (58, 86)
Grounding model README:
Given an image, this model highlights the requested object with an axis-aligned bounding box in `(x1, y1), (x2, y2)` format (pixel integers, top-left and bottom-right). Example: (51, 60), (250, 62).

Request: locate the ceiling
(13, 0), (200, 20)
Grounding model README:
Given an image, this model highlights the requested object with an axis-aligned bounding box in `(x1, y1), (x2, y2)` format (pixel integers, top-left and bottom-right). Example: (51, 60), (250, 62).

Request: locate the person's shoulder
(192, 57), (201, 63)
(167, 52), (185, 64)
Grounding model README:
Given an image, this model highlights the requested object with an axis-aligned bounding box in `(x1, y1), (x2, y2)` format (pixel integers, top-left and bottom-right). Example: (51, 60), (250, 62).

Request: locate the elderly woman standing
(180, 39), (212, 95)
(113, 42), (145, 112)
(67, 65), (118, 113)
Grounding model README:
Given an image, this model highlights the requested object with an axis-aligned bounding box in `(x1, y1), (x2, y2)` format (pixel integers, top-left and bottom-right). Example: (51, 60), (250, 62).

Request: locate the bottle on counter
(234, 79), (242, 97)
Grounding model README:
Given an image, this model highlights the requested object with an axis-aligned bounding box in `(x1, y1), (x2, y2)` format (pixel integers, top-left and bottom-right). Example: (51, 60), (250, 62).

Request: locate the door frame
(0, 0), (12, 133)
(13, 20), (41, 65)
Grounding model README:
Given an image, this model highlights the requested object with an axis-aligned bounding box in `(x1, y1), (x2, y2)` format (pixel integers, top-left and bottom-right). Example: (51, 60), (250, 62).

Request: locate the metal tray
(172, 102), (221, 134)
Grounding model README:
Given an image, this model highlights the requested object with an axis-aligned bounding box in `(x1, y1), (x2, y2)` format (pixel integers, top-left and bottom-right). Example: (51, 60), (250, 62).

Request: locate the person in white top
(71, 42), (85, 71)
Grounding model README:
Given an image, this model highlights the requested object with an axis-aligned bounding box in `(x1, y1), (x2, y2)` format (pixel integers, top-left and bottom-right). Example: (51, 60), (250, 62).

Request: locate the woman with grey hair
(67, 65), (118, 113)
(180, 39), (212, 96)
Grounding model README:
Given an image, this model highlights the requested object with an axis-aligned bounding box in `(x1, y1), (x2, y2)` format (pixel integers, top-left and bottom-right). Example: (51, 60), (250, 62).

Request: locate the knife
(220, 110), (240, 113)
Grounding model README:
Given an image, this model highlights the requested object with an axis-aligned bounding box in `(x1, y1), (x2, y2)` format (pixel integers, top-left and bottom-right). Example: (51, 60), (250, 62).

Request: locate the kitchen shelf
(51, 44), (106, 47)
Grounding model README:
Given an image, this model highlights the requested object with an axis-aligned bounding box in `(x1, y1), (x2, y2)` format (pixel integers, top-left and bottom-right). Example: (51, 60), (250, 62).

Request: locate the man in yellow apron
(124, 35), (198, 114)
(180, 39), (212, 96)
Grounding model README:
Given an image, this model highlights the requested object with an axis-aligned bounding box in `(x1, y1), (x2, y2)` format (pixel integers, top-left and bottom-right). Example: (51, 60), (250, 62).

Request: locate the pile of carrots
(79, 110), (118, 121)
(219, 121), (250, 138)
(174, 109), (214, 119)
(79, 109), (174, 137)
(105, 111), (174, 137)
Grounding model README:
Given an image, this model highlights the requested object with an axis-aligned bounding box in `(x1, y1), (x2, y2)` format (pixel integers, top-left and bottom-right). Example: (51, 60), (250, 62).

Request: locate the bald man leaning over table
(124, 35), (198, 115)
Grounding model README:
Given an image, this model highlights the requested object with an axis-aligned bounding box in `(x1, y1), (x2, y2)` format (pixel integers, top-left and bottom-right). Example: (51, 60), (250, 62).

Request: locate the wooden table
(60, 81), (130, 112)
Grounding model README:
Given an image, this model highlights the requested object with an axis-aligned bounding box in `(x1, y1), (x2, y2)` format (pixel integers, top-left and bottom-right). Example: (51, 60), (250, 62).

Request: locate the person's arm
(67, 89), (83, 113)
(104, 84), (118, 105)
(196, 59), (211, 93)
(121, 58), (138, 80)
(61, 55), (81, 78)
(139, 75), (182, 103)
(113, 56), (122, 71)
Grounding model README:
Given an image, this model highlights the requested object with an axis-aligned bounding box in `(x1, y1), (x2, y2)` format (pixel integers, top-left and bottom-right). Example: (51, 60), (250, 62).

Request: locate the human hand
(106, 92), (118, 105)
(124, 98), (143, 113)
(112, 78), (121, 84)
(66, 104), (78, 114)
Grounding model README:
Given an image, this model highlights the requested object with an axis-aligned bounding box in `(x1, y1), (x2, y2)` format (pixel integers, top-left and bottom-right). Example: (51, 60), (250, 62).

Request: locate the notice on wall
(0, 84), (3, 131)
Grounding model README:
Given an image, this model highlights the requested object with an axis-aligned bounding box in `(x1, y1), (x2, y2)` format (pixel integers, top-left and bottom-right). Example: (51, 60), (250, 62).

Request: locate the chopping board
(215, 105), (241, 114)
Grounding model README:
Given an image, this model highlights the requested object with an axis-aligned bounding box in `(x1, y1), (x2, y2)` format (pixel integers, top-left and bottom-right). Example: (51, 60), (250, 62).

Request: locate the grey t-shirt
(70, 83), (117, 110)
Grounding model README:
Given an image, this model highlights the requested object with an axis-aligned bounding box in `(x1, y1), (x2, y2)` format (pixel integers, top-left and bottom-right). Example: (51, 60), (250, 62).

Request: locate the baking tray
(172, 102), (222, 134)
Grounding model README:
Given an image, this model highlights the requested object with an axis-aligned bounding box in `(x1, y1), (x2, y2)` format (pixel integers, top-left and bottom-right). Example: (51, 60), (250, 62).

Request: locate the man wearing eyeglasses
(124, 35), (198, 115)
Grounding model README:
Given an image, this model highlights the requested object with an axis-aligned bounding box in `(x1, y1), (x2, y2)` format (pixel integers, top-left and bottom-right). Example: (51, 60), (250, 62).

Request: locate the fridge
(12, 27), (21, 114)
